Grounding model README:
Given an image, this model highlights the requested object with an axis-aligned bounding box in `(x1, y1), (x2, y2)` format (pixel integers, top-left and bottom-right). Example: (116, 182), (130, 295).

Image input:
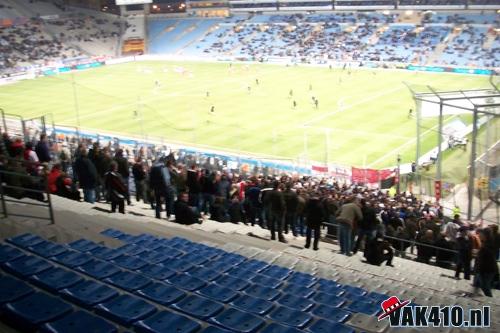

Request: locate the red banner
(352, 167), (396, 185)
(312, 165), (329, 173)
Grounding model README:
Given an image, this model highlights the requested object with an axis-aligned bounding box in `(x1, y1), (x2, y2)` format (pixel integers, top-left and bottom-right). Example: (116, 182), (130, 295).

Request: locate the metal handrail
(0, 169), (55, 224)
(322, 221), (458, 255)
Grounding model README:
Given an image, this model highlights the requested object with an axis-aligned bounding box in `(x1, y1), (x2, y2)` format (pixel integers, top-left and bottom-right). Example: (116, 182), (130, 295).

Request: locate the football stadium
(0, 0), (499, 333)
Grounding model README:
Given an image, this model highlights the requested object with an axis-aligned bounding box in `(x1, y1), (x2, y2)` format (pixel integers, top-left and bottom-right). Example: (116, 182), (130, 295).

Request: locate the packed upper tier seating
(147, 11), (499, 68)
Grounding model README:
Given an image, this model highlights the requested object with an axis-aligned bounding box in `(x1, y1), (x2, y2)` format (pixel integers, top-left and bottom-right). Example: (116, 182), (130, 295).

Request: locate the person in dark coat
(364, 233), (394, 267)
(35, 133), (51, 163)
(352, 199), (377, 254)
(473, 228), (499, 297)
(455, 226), (472, 280)
(132, 157), (147, 203)
(174, 192), (201, 225)
(283, 184), (299, 236)
(105, 161), (128, 214)
(73, 148), (98, 203)
(228, 194), (243, 223)
(304, 193), (324, 250)
(416, 229), (435, 264)
(266, 181), (286, 243)
(114, 149), (130, 205)
(187, 165), (201, 210)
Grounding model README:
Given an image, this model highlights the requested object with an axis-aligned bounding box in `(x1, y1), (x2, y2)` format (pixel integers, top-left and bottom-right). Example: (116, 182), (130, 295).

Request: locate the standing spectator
(59, 142), (71, 173)
(352, 199), (377, 254)
(132, 157), (146, 203)
(416, 229), (435, 264)
(283, 184), (299, 236)
(473, 228), (499, 297)
(266, 181), (286, 243)
(149, 158), (173, 220)
(73, 148), (98, 204)
(304, 193), (323, 250)
(35, 133), (51, 163)
(296, 189), (306, 236)
(455, 226), (472, 280)
(444, 214), (461, 243)
(200, 170), (216, 215)
(105, 161), (128, 214)
(187, 164), (201, 210)
(114, 149), (130, 205)
(336, 197), (363, 256)
(228, 194), (243, 223)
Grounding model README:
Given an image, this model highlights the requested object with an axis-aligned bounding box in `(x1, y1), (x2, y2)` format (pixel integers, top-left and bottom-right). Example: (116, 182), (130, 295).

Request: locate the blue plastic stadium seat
(188, 266), (222, 282)
(312, 293), (346, 307)
(4, 292), (72, 331)
(261, 323), (304, 333)
(250, 274), (282, 289)
(31, 267), (84, 292)
(136, 282), (186, 306)
(197, 283), (239, 304)
(100, 229), (124, 238)
(67, 239), (100, 252)
(237, 259), (268, 273)
(243, 284), (281, 301)
(307, 320), (355, 333)
(76, 259), (121, 279)
(215, 274), (250, 291)
(29, 241), (68, 258)
(210, 308), (265, 333)
(116, 234), (137, 243)
(167, 273), (206, 292)
(156, 245), (184, 258)
(340, 285), (367, 296)
(316, 279), (343, 295)
(112, 255), (148, 270)
(95, 294), (157, 326)
(260, 265), (291, 281)
(172, 294), (224, 320)
(140, 251), (172, 264)
(134, 310), (201, 333)
(202, 325), (232, 333)
(52, 251), (93, 268)
(90, 246), (127, 261)
(60, 280), (118, 307)
(41, 310), (118, 333)
(138, 264), (176, 280)
(3, 255), (53, 277)
(134, 240), (164, 252)
(267, 305), (313, 329)
(287, 272), (317, 288)
(226, 267), (257, 280)
(117, 244), (148, 257)
(163, 258), (194, 272)
(6, 233), (45, 248)
(218, 253), (246, 266)
(0, 275), (34, 304)
(231, 294), (274, 315)
(127, 234), (158, 244)
(0, 243), (25, 263)
(366, 291), (387, 303)
(197, 249), (222, 260)
(276, 293), (315, 312)
(104, 271), (151, 292)
(178, 253), (209, 266)
(345, 300), (380, 316)
(202, 260), (234, 273)
(311, 305), (351, 323)
(282, 283), (315, 298)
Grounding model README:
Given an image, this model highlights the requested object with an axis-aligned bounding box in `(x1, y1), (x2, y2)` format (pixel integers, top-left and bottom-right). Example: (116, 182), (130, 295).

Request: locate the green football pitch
(0, 61), (492, 168)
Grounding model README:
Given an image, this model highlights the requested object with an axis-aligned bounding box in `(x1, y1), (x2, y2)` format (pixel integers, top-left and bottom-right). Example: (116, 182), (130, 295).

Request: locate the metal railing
(0, 169), (55, 224)
(322, 221), (458, 255)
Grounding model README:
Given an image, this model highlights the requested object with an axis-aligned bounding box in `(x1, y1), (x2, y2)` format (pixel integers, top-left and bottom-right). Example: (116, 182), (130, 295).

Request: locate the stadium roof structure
(407, 79), (500, 220)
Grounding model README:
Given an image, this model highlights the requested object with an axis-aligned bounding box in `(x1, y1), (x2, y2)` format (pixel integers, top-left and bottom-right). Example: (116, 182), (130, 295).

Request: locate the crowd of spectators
(0, 130), (498, 296)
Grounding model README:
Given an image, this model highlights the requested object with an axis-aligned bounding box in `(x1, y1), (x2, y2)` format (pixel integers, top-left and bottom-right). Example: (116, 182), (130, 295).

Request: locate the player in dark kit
(292, 100), (297, 109)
